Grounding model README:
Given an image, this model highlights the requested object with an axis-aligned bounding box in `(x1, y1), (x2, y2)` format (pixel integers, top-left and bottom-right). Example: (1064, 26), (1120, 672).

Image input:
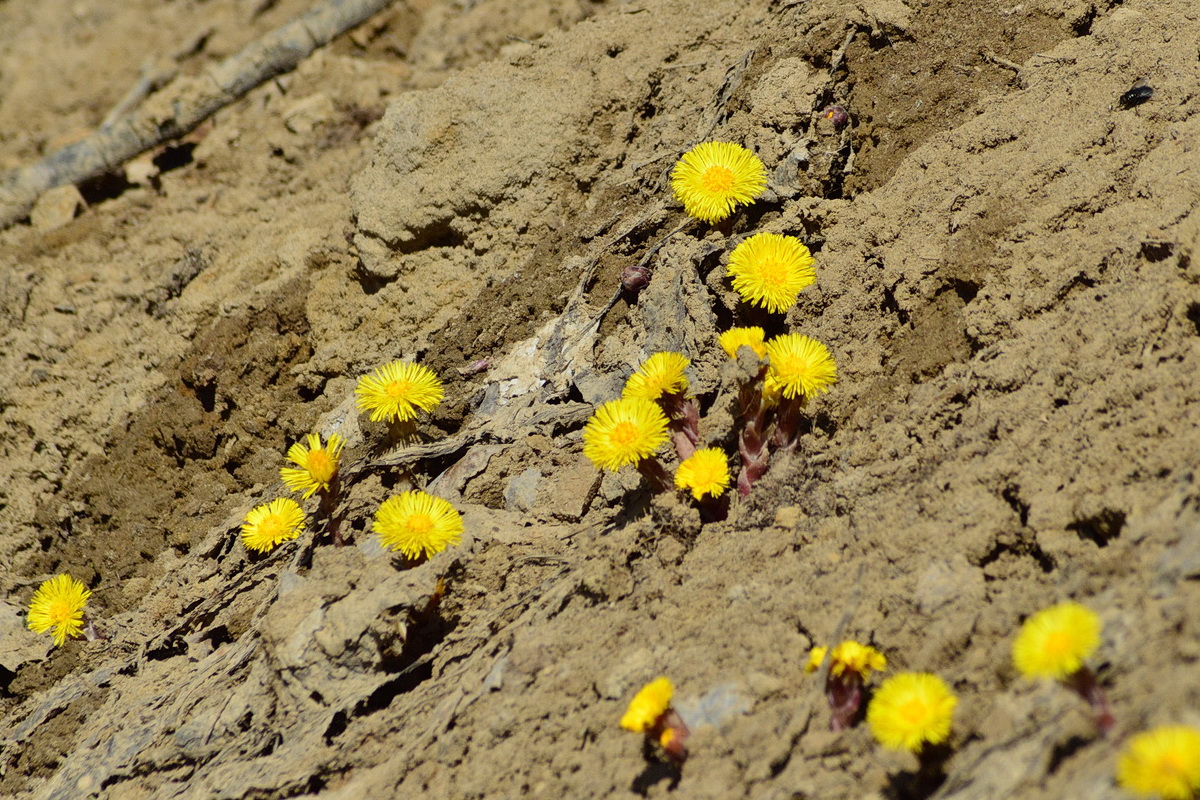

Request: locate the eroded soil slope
(1, 0), (1198, 797)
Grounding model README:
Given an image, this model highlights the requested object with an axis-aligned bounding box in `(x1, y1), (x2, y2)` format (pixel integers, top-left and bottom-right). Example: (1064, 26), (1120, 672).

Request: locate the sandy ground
(1, 0), (1198, 797)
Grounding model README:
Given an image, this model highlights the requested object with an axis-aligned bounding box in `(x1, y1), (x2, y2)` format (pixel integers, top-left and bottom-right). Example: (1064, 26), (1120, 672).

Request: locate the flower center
(756, 257), (789, 288)
(1043, 631), (1072, 657)
(611, 421), (641, 449)
(899, 698), (929, 727)
(779, 355), (811, 381)
(701, 165), (735, 194)
(407, 513), (434, 535)
(1157, 751), (1186, 776)
(385, 380), (413, 400)
(48, 600), (72, 625)
(307, 450), (334, 484)
(259, 515), (287, 543)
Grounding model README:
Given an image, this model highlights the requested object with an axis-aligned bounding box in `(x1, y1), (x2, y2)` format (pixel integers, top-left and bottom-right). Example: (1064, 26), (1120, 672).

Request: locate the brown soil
(1, 0), (1198, 797)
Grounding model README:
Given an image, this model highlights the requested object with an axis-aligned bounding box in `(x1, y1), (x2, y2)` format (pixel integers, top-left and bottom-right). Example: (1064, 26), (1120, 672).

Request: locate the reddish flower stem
(661, 393), (700, 462)
(771, 395), (805, 452)
(825, 671), (865, 731)
(1066, 667), (1116, 734)
(652, 709), (690, 765)
(736, 369), (773, 496)
(317, 475), (344, 547)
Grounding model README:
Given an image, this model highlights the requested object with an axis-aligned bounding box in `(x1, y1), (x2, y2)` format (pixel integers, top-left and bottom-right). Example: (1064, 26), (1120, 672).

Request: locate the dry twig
(0, 0), (398, 230)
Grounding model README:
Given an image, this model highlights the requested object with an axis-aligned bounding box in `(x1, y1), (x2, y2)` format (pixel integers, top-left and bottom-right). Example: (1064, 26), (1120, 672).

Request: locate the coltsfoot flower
(1012, 601), (1100, 680)
(621, 677), (690, 765)
(808, 641), (888, 731)
(719, 326), (767, 360)
(867, 672), (958, 752)
(281, 433), (346, 499)
(623, 352), (691, 401)
(621, 677), (675, 733)
(808, 641), (888, 680)
(764, 334), (838, 401)
(27, 574), (91, 646)
(355, 360), (444, 423)
(374, 491), (463, 560)
(241, 497), (306, 553)
(727, 232), (816, 313)
(1117, 726), (1200, 800)
(670, 141), (767, 224)
(675, 448), (731, 500)
(1013, 601), (1114, 731)
(582, 397), (670, 473)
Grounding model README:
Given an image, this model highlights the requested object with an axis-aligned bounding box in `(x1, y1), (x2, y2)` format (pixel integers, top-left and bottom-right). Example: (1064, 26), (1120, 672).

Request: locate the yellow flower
(727, 232), (816, 313)
(355, 360), (444, 423)
(373, 491), (463, 560)
(621, 676), (674, 733)
(867, 672), (958, 752)
(241, 497), (306, 553)
(582, 397), (670, 472)
(623, 352), (690, 401)
(719, 326), (767, 360)
(808, 641), (888, 679)
(280, 433), (345, 499)
(670, 141), (767, 224)
(806, 645), (829, 673)
(675, 448), (731, 500)
(765, 334), (838, 400)
(1117, 726), (1200, 800)
(1012, 602), (1101, 680)
(27, 574), (91, 647)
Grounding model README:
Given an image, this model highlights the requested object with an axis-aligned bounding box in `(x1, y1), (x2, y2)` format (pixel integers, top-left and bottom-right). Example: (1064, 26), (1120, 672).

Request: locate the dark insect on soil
(1119, 79), (1153, 107)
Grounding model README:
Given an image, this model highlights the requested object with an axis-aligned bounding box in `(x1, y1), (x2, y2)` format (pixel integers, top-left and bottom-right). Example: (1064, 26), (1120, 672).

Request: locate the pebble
(31, 184), (85, 230)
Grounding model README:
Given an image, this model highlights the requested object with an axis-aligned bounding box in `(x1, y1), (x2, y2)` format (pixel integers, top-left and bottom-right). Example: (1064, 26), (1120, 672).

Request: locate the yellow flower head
(727, 232), (817, 313)
(1117, 726), (1200, 800)
(807, 641), (888, 679)
(241, 497), (306, 553)
(621, 677), (674, 733)
(867, 672), (958, 752)
(27, 574), (91, 647)
(582, 397), (670, 473)
(623, 352), (691, 401)
(670, 141), (767, 224)
(806, 645), (829, 673)
(281, 433), (346, 499)
(765, 334), (838, 401)
(719, 326), (767, 361)
(675, 447), (731, 500)
(373, 491), (463, 560)
(1012, 602), (1100, 680)
(355, 360), (444, 423)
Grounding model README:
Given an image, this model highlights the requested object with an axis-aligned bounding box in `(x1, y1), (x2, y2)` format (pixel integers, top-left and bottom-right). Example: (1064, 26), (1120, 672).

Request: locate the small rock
(125, 155), (160, 187)
(675, 681), (752, 729)
(541, 459), (597, 520)
(916, 556), (985, 614)
(284, 93), (336, 135)
(774, 505), (805, 529)
(31, 185), (85, 230)
(504, 467), (542, 512)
